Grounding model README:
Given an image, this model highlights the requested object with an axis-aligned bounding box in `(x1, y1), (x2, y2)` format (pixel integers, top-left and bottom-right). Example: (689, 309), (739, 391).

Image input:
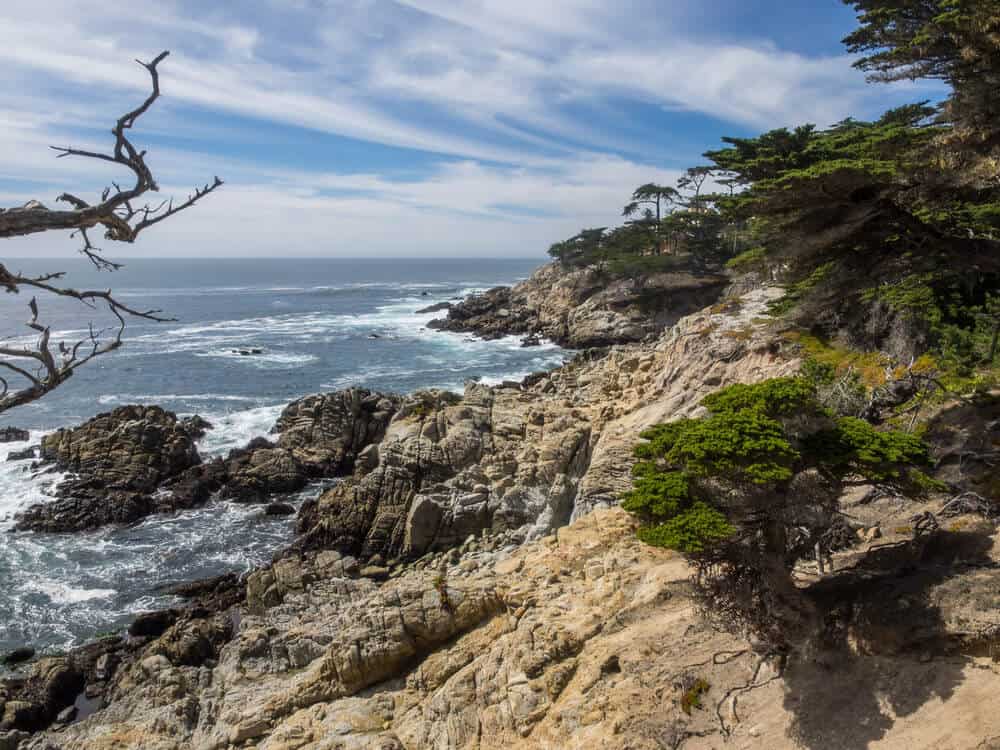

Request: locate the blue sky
(0, 0), (942, 258)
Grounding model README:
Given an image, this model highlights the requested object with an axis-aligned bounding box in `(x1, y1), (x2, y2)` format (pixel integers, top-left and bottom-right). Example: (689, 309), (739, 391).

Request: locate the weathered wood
(1, 51), (222, 415)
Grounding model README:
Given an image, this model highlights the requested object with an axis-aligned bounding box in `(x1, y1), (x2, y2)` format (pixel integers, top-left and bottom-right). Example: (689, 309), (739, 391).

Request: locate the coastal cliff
(428, 261), (728, 348)
(4, 278), (1000, 750)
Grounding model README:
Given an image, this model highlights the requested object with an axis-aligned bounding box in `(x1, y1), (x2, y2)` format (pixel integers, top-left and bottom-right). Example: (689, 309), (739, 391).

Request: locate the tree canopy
(623, 377), (935, 646)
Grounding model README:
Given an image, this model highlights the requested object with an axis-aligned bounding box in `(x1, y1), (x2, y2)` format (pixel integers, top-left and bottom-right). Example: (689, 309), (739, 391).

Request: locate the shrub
(680, 677), (711, 715)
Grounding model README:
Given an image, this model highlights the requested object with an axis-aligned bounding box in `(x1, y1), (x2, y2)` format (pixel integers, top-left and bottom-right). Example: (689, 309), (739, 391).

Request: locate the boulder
(0, 428), (29, 443)
(1, 648), (34, 667)
(129, 610), (180, 639)
(273, 388), (402, 475)
(5, 446), (38, 462)
(14, 406), (202, 532)
(0, 658), (83, 732)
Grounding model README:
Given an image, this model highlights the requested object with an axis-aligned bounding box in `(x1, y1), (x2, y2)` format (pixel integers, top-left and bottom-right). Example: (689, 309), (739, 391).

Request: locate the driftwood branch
(0, 50), (221, 415)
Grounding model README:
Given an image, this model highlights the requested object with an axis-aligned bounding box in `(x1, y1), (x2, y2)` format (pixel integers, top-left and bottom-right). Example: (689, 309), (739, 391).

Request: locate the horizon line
(1, 255), (550, 261)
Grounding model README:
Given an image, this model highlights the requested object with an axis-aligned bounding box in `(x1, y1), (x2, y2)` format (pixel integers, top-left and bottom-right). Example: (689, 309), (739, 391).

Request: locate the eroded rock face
(298, 287), (798, 563)
(274, 389), (402, 475)
(429, 262), (728, 348)
(26, 504), (1000, 750)
(14, 406), (202, 532)
(295, 385), (593, 560)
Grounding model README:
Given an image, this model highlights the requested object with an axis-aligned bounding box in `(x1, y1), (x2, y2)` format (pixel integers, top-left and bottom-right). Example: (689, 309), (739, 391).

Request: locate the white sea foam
(24, 580), (116, 604)
(196, 403), (285, 457)
(98, 393), (261, 406)
(0, 432), (62, 531)
(193, 350), (319, 367)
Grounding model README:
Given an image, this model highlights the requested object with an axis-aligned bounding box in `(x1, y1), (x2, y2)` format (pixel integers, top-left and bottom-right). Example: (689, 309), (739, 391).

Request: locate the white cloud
(0, 0), (941, 259)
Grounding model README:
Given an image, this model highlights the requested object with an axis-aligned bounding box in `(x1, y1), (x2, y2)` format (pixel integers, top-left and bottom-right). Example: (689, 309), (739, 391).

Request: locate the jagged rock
(128, 610), (179, 639)
(264, 502), (296, 516)
(163, 572), (245, 610)
(12, 391), (401, 533)
(0, 428), (29, 443)
(179, 415), (213, 439)
(1, 648), (34, 667)
(0, 658), (82, 732)
(274, 388), (402, 475)
(14, 406), (202, 532)
(39, 405), (200, 480)
(5, 446), (38, 462)
(429, 262), (728, 348)
(295, 385), (592, 561)
(416, 301), (452, 314)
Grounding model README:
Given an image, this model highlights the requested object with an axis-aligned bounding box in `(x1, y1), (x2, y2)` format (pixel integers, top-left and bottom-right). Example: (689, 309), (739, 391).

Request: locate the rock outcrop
(19, 503), (1000, 750)
(14, 406), (202, 532)
(13, 389), (402, 533)
(300, 287), (796, 563)
(0, 428), (29, 444)
(429, 261), (728, 348)
(272, 389), (402, 476)
(11, 283), (1000, 749)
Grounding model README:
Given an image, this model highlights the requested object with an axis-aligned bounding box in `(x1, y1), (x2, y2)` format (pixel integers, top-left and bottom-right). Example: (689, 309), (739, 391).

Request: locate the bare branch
(0, 50), (220, 415)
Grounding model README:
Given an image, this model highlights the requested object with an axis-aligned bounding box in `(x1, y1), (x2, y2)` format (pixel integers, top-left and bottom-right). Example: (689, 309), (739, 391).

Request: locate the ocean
(0, 257), (564, 657)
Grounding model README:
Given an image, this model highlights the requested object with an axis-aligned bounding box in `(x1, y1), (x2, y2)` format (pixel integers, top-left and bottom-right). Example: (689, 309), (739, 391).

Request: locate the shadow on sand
(782, 529), (997, 749)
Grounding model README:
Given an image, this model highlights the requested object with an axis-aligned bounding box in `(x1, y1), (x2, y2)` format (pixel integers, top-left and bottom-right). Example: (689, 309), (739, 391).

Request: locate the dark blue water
(0, 257), (560, 434)
(0, 257), (561, 658)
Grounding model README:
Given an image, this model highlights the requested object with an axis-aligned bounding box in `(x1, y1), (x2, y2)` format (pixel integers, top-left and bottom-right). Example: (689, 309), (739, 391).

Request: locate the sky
(0, 0), (943, 259)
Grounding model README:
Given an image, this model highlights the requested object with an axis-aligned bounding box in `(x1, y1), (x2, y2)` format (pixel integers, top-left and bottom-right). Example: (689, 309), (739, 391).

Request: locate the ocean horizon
(0, 256), (566, 657)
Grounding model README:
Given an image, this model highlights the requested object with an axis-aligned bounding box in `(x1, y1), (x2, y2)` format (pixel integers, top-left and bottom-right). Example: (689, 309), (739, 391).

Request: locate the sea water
(0, 257), (563, 656)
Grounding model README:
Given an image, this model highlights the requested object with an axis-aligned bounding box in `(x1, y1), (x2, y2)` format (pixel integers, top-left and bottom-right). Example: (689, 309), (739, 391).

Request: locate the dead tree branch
(0, 50), (221, 415)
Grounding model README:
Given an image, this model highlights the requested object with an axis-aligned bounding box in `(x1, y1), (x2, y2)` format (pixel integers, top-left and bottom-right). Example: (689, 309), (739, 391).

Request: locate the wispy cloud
(0, 0), (941, 258)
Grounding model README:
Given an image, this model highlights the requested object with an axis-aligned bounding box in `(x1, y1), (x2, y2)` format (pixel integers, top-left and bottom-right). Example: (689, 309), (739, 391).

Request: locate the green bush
(622, 377), (935, 554)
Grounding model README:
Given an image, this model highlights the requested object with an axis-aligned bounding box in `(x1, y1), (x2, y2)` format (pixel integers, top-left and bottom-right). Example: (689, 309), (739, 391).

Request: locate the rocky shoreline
(427, 261), (728, 348)
(3, 267), (1000, 749)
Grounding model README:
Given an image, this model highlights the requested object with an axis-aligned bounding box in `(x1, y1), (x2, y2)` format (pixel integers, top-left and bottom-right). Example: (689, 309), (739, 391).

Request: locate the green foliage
(767, 262), (836, 316)
(633, 421), (695, 459)
(623, 469), (692, 518)
(805, 416), (931, 482)
(680, 677), (711, 715)
(548, 167), (749, 277)
(863, 272), (1000, 375)
(669, 411), (800, 484)
(623, 378), (937, 554)
(637, 503), (736, 553)
(725, 246), (768, 272)
(843, 0), (1000, 148)
(700, 376), (816, 418)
